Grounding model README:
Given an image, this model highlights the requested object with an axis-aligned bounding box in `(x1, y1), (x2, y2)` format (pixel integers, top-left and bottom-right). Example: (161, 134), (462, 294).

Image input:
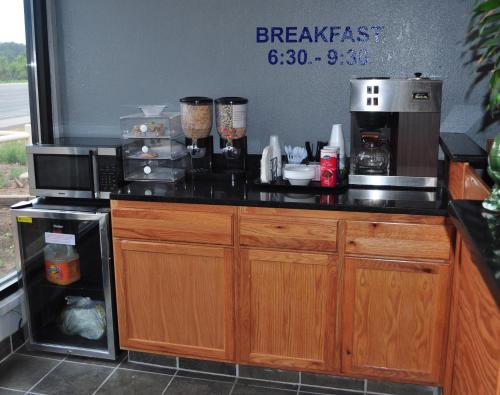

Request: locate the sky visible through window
(0, 0), (25, 44)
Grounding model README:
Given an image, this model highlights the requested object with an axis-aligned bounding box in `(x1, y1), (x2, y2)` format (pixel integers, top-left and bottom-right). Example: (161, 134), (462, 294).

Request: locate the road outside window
(0, 0), (30, 283)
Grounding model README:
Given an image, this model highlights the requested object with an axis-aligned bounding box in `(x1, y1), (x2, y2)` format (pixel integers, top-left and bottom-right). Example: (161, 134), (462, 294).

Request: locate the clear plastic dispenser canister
(215, 97), (248, 146)
(180, 97), (213, 141)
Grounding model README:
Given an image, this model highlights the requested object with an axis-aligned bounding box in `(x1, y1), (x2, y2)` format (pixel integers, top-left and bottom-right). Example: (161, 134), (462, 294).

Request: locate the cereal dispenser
(215, 97), (248, 173)
(179, 97), (214, 174)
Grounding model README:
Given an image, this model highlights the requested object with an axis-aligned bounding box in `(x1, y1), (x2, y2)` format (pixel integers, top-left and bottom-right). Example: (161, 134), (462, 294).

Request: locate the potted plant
(468, 0), (500, 210)
(469, 0), (499, 116)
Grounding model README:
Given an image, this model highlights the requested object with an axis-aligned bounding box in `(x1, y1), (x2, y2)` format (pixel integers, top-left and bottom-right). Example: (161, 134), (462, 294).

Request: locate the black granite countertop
(449, 200), (500, 305)
(440, 132), (488, 165)
(111, 175), (449, 216)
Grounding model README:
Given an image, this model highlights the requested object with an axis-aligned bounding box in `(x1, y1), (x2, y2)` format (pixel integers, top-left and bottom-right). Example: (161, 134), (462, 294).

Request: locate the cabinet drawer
(240, 214), (337, 251)
(111, 202), (234, 246)
(345, 221), (452, 261)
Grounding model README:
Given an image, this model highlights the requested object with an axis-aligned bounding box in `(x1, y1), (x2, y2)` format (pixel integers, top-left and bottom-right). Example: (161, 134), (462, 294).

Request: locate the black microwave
(26, 137), (124, 199)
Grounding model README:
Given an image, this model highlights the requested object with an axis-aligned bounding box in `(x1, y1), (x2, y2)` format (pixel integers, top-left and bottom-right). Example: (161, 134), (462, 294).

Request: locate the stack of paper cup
(329, 124), (345, 169)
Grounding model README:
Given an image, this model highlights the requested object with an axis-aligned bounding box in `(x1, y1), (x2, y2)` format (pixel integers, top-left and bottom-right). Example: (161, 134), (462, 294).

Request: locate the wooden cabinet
(449, 244), (500, 395)
(111, 201), (455, 385)
(239, 249), (337, 371)
(111, 200), (235, 246)
(342, 257), (451, 384)
(345, 221), (453, 261)
(448, 162), (490, 200)
(113, 239), (234, 361)
(240, 213), (338, 252)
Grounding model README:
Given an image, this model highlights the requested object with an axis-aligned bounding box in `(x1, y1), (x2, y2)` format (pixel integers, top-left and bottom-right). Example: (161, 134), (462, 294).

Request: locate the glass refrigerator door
(14, 211), (112, 354)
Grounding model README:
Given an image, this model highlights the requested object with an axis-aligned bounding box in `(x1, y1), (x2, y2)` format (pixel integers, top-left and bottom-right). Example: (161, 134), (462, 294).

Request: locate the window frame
(0, 0), (53, 293)
(24, 0), (53, 145)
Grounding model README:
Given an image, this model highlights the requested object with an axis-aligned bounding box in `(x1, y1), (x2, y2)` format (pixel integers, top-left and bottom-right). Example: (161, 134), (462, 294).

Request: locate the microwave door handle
(89, 150), (99, 199)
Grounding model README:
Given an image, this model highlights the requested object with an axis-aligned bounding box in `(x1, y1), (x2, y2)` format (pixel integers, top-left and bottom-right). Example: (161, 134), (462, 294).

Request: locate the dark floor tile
(0, 337), (11, 361)
(300, 387), (361, 394)
(128, 351), (177, 368)
(11, 327), (26, 351)
(165, 376), (233, 395)
(237, 378), (298, 391)
(176, 369), (235, 382)
(301, 373), (364, 391)
(179, 357), (236, 376)
(239, 365), (299, 383)
(119, 356), (177, 376)
(15, 344), (65, 360)
(32, 361), (112, 395)
(366, 380), (436, 395)
(0, 389), (24, 394)
(0, 354), (59, 391)
(96, 368), (173, 395)
(66, 351), (125, 368)
(232, 383), (297, 394)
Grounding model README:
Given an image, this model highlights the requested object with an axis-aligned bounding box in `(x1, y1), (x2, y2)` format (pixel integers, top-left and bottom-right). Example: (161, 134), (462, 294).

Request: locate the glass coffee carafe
(354, 133), (390, 175)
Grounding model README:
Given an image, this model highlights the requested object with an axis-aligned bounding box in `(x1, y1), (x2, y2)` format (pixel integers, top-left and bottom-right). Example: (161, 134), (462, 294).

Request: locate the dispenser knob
(142, 145), (149, 153)
(144, 165), (152, 175)
(414, 72), (423, 79)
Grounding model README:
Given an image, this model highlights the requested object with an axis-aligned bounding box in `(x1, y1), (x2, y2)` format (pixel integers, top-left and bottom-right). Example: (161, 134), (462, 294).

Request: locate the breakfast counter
(110, 175), (449, 216)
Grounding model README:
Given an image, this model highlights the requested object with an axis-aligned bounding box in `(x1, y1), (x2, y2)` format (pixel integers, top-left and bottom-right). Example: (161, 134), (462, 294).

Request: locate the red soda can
(320, 148), (337, 187)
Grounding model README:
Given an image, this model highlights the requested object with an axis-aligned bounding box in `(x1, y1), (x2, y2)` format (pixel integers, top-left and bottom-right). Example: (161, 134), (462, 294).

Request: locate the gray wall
(50, 0), (496, 154)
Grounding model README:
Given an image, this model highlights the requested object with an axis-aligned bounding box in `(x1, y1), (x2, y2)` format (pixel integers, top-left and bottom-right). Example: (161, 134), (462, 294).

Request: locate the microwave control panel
(98, 155), (124, 192)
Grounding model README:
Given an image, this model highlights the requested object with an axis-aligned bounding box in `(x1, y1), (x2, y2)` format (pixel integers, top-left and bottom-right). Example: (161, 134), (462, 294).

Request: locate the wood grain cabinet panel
(463, 164), (490, 200)
(449, 162), (466, 200)
(448, 162), (490, 201)
(111, 201), (234, 246)
(113, 239), (234, 361)
(451, 245), (500, 395)
(342, 257), (450, 384)
(345, 221), (453, 261)
(239, 249), (337, 371)
(239, 214), (337, 251)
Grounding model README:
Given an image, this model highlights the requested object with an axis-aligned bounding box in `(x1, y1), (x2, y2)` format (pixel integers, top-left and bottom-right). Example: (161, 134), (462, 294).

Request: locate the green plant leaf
(480, 46), (500, 63)
(474, 0), (500, 13)
(481, 36), (500, 49)
(479, 12), (500, 26)
(479, 25), (498, 37)
(470, 0), (500, 117)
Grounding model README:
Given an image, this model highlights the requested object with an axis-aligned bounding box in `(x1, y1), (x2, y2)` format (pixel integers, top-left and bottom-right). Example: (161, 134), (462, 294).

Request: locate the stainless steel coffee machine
(349, 74), (442, 187)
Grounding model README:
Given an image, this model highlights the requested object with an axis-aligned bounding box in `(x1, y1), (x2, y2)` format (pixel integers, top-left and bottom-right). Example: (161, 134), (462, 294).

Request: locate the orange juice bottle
(44, 224), (80, 285)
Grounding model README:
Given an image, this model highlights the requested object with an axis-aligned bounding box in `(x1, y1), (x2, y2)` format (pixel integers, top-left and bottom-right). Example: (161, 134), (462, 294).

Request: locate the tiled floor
(0, 346), (440, 395)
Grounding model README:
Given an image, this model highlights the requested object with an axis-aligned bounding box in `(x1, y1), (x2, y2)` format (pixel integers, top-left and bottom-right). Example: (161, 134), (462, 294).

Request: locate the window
(0, 0), (31, 287)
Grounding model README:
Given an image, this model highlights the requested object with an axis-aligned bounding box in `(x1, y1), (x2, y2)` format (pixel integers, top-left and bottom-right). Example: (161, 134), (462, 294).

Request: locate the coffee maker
(349, 74), (442, 187)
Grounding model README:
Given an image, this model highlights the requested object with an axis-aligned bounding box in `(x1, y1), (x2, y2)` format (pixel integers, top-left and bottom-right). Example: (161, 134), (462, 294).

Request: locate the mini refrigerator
(11, 199), (118, 360)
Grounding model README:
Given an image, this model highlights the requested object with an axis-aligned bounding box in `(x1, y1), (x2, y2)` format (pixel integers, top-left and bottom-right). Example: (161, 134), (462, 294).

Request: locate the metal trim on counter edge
(10, 205), (118, 360)
(348, 175), (438, 188)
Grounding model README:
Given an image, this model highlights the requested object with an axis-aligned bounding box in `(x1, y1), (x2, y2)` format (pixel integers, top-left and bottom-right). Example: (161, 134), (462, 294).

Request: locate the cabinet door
(239, 249), (337, 371)
(114, 239), (234, 361)
(342, 257), (450, 384)
(451, 244), (500, 395)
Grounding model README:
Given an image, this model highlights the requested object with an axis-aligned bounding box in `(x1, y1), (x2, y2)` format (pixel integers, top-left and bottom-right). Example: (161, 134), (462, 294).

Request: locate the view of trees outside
(0, 0), (30, 282)
(0, 42), (27, 82)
